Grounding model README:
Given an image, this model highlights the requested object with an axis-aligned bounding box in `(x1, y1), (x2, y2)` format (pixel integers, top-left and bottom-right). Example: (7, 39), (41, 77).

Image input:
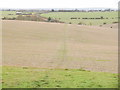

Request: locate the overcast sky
(0, 0), (119, 9)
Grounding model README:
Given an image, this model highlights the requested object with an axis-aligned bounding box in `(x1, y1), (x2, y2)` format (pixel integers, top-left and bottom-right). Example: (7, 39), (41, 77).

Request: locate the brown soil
(2, 20), (118, 73)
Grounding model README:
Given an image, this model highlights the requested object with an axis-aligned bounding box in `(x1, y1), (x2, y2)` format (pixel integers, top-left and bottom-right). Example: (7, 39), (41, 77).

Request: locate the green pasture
(41, 12), (118, 25)
(2, 66), (118, 88)
(0, 11), (36, 18)
(0, 11), (17, 18)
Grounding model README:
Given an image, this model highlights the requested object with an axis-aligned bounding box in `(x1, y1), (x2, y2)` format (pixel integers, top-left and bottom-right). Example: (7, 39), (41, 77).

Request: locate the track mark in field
(56, 24), (68, 68)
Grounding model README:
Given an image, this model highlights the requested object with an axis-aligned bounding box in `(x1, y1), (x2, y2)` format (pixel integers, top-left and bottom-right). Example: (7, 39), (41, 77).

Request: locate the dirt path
(2, 20), (118, 73)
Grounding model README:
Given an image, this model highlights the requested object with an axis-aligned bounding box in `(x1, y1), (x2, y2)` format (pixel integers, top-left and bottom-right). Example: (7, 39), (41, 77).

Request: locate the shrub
(65, 69), (69, 70)
(2, 17), (6, 20)
(78, 22), (82, 25)
(12, 17), (16, 20)
(78, 68), (86, 71)
(112, 22), (118, 24)
(48, 17), (51, 22)
(101, 16), (104, 19)
(103, 22), (107, 25)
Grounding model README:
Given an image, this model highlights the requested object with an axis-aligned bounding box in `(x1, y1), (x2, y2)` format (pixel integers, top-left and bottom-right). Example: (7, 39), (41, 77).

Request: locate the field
(41, 12), (118, 25)
(0, 11), (17, 18)
(2, 20), (118, 88)
(0, 11), (35, 18)
(2, 66), (118, 88)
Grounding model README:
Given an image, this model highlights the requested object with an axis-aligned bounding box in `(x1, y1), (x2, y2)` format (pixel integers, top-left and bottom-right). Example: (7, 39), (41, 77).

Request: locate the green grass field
(0, 11), (36, 18)
(41, 12), (118, 25)
(2, 66), (118, 88)
(1, 11), (118, 25)
(0, 11), (17, 18)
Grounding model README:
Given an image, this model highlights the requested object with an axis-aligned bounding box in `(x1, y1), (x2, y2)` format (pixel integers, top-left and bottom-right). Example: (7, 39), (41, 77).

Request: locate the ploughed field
(2, 20), (118, 88)
(3, 20), (118, 73)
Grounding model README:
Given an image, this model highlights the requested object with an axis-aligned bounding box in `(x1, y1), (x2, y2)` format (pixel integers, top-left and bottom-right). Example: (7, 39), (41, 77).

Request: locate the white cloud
(0, 0), (119, 9)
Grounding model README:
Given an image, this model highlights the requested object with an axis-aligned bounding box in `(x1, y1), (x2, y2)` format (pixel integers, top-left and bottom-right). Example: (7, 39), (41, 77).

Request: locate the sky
(0, 0), (119, 9)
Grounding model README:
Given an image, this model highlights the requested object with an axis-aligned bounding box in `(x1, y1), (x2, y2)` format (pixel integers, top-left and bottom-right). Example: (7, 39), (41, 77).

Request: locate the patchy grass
(41, 12), (118, 25)
(96, 60), (111, 61)
(2, 66), (118, 88)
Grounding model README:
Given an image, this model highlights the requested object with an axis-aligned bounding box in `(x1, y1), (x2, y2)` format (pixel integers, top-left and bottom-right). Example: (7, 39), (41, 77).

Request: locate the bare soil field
(2, 20), (118, 73)
(99, 23), (118, 29)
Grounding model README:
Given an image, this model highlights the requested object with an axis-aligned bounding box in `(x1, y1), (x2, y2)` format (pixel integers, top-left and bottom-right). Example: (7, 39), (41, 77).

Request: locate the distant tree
(69, 22), (72, 24)
(103, 22), (107, 25)
(75, 9), (78, 12)
(48, 17), (51, 22)
(51, 9), (54, 12)
(101, 16), (104, 19)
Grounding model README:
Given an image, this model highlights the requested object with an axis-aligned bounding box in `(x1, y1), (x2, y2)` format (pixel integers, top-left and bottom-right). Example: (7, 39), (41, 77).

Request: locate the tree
(48, 17), (51, 22)
(51, 9), (54, 12)
(101, 16), (104, 19)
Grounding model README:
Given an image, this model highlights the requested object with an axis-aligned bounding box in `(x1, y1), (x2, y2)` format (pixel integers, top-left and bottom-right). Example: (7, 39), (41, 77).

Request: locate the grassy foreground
(2, 66), (118, 88)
